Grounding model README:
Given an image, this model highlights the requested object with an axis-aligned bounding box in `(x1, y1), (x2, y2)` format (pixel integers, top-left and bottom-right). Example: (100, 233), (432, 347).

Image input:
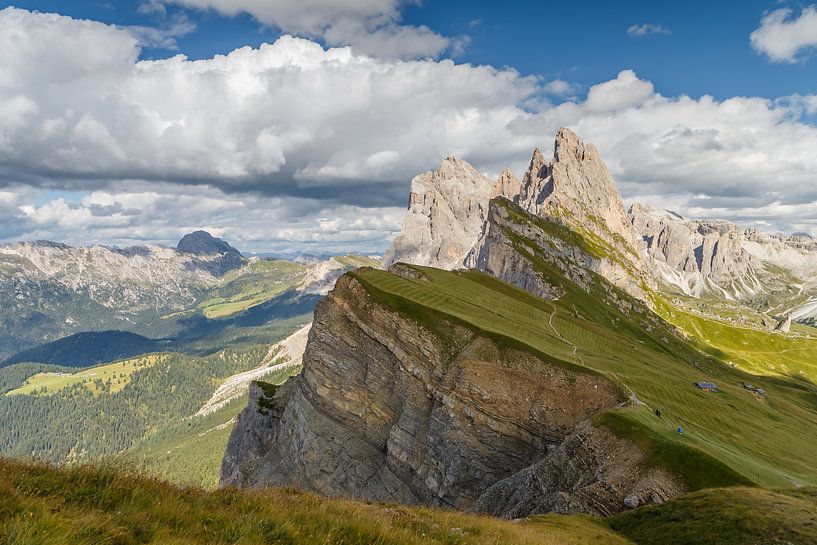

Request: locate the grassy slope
(5, 355), (167, 396)
(4, 459), (817, 545)
(352, 264), (817, 489)
(656, 295), (817, 383)
(130, 363), (302, 488)
(197, 260), (306, 319)
(605, 486), (817, 545)
(0, 458), (630, 545)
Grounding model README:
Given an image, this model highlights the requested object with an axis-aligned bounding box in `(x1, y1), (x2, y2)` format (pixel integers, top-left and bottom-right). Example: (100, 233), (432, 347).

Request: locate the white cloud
(542, 79), (580, 97)
(165, 0), (456, 59)
(9, 183), (403, 254)
(627, 24), (670, 37)
(583, 69), (654, 111)
(751, 6), (817, 62)
(4, 8), (817, 250)
(0, 7), (535, 202)
(124, 13), (196, 50)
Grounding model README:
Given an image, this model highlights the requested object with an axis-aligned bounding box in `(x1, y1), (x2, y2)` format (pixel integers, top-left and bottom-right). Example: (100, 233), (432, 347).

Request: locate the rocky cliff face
(627, 203), (817, 309)
(471, 198), (651, 303)
(628, 203), (764, 298)
(382, 157), (496, 270)
(221, 271), (681, 516)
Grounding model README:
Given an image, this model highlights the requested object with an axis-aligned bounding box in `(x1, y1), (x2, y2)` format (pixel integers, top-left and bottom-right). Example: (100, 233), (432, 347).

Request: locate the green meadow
(6, 354), (167, 397)
(352, 262), (817, 489)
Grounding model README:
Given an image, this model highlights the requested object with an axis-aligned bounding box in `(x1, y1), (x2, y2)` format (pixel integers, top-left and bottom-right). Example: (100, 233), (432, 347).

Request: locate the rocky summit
(382, 157), (496, 270)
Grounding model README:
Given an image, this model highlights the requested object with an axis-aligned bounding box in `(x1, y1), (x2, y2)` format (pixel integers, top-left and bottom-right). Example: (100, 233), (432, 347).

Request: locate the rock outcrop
(628, 203), (763, 298)
(518, 129), (644, 260)
(387, 128), (650, 302)
(221, 272), (680, 516)
(471, 198), (651, 302)
(775, 315), (792, 333)
(383, 157), (497, 270)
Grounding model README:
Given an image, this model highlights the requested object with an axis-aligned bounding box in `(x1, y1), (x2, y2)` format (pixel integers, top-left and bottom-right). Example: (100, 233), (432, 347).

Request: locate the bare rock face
(628, 203), (763, 298)
(387, 128), (651, 302)
(221, 273), (678, 516)
(491, 168), (522, 200)
(472, 199), (651, 303)
(518, 128), (645, 260)
(775, 315), (792, 333)
(382, 157), (496, 270)
(471, 421), (683, 518)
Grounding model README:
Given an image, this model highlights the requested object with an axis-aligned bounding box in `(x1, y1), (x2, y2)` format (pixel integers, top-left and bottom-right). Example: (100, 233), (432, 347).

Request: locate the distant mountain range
(0, 230), (379, 360)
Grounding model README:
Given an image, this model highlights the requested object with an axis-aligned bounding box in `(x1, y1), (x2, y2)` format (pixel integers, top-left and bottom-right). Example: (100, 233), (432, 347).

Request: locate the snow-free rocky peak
(383, 156), (496, 270)
(386, 127), (650, 300)
(518, 128), (644, 258)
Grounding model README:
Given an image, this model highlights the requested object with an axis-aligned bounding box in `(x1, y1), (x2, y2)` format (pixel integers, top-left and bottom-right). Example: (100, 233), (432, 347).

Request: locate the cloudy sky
(0, 0), (816, 254)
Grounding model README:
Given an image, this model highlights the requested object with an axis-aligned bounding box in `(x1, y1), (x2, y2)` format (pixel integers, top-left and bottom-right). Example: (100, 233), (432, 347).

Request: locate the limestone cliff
(382, 157), (496, 270)
(628, 203), (763, 298)
(471, 198), (652, 304)
(387, 128), (651, 302)
(518, 129), (644, 262)
(221, 270), (681, 516)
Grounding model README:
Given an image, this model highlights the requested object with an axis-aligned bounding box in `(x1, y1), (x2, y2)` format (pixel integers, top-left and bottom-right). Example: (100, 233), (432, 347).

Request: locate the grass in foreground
(0, 458), (629, 545)
(605, 486), (817, 545)
(3, 459), (817, 545)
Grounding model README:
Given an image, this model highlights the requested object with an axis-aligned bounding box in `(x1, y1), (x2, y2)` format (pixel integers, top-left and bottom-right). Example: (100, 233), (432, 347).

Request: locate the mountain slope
(224, 127), (817, 521)
(1, 330), (162, 368)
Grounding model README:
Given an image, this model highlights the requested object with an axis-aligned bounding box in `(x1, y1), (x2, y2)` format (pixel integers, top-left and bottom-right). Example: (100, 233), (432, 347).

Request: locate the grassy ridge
(352, 264), (817, 489)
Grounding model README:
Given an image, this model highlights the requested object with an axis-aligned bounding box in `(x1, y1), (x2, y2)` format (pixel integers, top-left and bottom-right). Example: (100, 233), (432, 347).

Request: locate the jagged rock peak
(177, 230), (242, 257)
(517, 147), (549, 209)
(514, 128), (647, 270)
(491, 168), (522, 200)
(383, 156), (495, 270)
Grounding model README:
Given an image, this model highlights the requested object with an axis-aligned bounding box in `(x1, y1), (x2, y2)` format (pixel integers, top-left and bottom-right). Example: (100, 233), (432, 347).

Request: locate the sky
(0, 1), (816, 254)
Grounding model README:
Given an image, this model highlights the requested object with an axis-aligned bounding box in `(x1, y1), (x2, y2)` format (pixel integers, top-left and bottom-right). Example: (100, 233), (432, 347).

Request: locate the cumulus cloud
(0, 7), (536, 206)
(4, 8), (817, 250)
(124, 13), (196, 50)
(164, 0), (456, 59)
(751, 6), (817, 62)
(627, 23), (670, 37)
(542, 79), (581, 97)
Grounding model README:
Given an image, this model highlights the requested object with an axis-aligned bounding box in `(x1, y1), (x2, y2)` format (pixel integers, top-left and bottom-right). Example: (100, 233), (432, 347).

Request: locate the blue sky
(0, 1), (816, 252)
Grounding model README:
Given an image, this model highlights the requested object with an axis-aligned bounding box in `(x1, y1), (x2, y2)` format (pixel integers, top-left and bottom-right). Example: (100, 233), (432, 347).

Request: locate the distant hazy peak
(177, 230), (242, 257)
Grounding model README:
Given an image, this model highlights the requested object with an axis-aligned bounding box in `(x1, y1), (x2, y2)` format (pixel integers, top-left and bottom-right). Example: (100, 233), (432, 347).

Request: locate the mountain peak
(491, 168), (522, 199)
(383, 156), (494, 270)
(177, 231), (242, 257)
